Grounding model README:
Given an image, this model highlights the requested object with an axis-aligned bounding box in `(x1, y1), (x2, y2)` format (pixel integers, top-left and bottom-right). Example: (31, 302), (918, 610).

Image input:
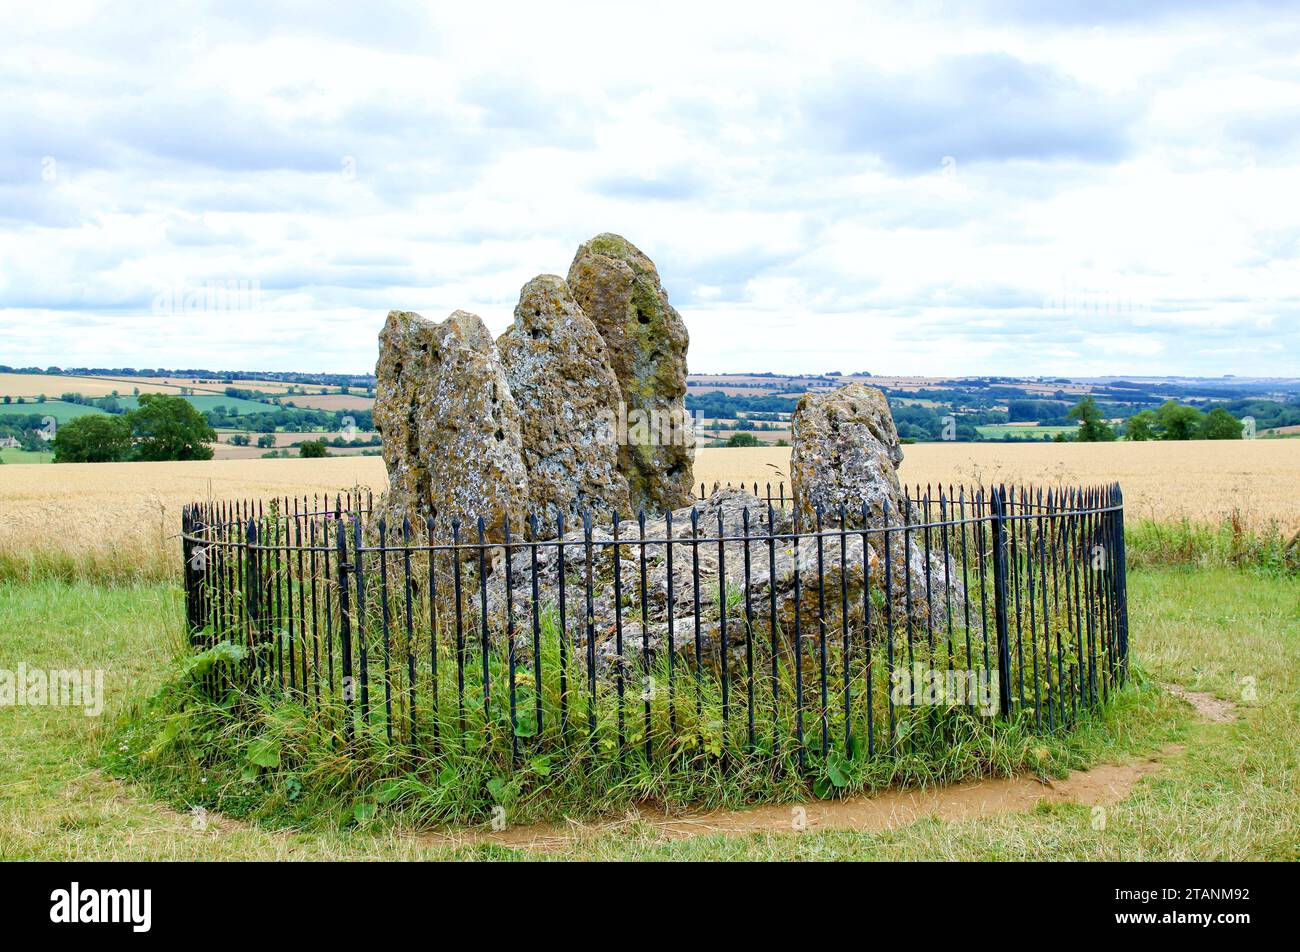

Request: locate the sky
(2, 0), (1298, 378)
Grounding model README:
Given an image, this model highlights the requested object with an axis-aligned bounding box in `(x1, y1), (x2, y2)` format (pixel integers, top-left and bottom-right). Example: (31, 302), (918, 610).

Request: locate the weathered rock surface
(790, 383), (906, 528)
(567, 233), (694, 514)
(373, 309), (529, 541)
(498, 275), (631, 530)
(484, 489), (970, 674)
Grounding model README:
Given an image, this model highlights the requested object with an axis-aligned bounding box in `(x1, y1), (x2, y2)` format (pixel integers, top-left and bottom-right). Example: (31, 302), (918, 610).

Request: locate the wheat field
(0, 372), (316, 399)
(1, 441), (1297, 579)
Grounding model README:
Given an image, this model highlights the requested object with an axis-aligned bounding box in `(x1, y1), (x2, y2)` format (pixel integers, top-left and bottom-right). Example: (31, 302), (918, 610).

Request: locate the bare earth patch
(1164, 684), (1238, 723)
(423, 745), (1185, 851)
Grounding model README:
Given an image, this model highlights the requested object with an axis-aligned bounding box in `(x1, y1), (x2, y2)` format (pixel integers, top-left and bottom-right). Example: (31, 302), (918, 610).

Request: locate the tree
(1200, 407), (1244, 440)
(130, 394), (216, 461)
(1155, 400), (1203, 441)
(229, 433), (250, 446)
(298, 439), (329, 458)
(256, 433), (277, 448)
(1068, 397), (1114, 442)
(725, 432), (762, 447)
(1124, 410), (1157, 441)
(51, 414), (133, 463)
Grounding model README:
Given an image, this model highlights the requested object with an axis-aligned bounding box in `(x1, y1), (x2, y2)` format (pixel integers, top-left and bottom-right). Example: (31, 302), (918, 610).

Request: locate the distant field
(215, 429), (378, 443)
(2, 440), (1297, 581)
(695, 442), (1300, 530)
(976, 424), (1080, 439)
(0, 448), (52, 464)
(274, 393), (375, 411)
(0, 372), (337, 401)
(0, 400), (108, 422)
(110, 393), (275, 415)
(0, 393), (275, 420)
(212, 445), (381, 460)
(688, 384), (787, 397)
(212, 430), (380, 460)
(0, 373), (182, 399)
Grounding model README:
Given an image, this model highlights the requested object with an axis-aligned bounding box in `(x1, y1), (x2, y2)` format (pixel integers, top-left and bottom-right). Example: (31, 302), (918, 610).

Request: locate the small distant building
(0, 436), (21, 449)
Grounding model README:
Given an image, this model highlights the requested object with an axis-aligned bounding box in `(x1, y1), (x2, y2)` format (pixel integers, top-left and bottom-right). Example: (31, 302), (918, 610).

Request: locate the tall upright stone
(373, 309), (529, 541)
(789, 383), (906, 527)
(566, 233), (694, 514)
(498, 274), (631, 528)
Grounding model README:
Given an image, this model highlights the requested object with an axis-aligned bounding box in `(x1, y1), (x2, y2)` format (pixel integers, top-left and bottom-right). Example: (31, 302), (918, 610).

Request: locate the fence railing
(180, 481), (1129, 773)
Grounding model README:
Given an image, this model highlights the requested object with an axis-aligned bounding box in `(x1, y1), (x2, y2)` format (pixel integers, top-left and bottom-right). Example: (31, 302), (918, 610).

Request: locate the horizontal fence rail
(180, 482), (1130, 774)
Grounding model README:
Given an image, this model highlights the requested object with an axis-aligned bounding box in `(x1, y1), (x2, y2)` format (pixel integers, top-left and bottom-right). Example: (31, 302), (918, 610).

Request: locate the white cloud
(1, 0), (1298, 376)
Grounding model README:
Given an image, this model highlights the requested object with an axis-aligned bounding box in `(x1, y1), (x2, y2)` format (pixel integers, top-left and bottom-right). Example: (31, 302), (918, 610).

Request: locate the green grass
(1, 564), (1296, 859)
(0, 447), (53, 464)
(1127, 516), (1299, 573)
(0, 400), (109, 422)
(976, 424), (1079, 440)
(112, 393), (275, 415)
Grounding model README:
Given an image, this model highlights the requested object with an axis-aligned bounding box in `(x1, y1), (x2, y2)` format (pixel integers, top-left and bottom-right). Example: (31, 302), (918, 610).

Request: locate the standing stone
(789, 383), (906, 527)
(498, 274), (631, 529)
(373, 309), (529, 541)
(567, 233), (694, 514)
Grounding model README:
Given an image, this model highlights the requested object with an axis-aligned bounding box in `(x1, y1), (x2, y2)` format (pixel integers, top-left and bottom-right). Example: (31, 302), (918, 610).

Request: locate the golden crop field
(1, 441), (1297, 580)
(0, 372), (325, 400)
(699, 442), (1300, 529)
(0, 373), (184, 399)
(274, 393), (375, 411)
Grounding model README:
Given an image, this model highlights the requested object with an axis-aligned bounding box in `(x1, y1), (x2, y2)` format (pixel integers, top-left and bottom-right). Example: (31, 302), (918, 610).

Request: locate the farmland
(0, 371), (342, 400)
(272, 393), (376, 411)
(1, 562), (1295, 860)
(0, 399), (107, 422)
(0, 447), (53, 464)
(2, 440), (1297, 583)
(975, 424), (1079, 440)
(0, 373), (183, 398)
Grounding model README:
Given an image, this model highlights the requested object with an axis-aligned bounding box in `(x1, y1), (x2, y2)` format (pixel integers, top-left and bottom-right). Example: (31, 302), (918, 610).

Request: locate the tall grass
(1126, 515), (1299, 573)
(109, 586), (1129, 830)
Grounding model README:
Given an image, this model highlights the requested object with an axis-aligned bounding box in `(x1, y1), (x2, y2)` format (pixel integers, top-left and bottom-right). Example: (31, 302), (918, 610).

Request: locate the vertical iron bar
(378, 519), (394, 742)
(990, 487), (1014, 718)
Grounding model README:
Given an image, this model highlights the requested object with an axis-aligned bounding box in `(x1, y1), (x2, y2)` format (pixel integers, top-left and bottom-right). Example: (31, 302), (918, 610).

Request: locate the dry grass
(0, 372), (323, 400)
(0, 373), (185, 398)
(701, 442), (1300, 531)
(273, 393), (376, 411)
(211, 430), (380, 460)
(1, 441), (1297, 581)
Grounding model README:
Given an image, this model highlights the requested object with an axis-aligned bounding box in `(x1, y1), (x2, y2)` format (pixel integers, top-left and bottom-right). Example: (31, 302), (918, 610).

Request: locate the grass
(4, 442), (1299, 587)
(1128, 515), (1299, 572)
(0, 448), (53, 464)
(110, 393), (277, 415)
(1, 563), (1296, 860)
(103, 604), (1090, 829)
(0, 399), (108, 422)
(975, 424), (1079, 440)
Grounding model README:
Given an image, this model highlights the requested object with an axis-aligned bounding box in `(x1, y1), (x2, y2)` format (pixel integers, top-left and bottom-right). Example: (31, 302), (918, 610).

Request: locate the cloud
(803, 53), (1138, 171)
(0, 1), (1298, 377)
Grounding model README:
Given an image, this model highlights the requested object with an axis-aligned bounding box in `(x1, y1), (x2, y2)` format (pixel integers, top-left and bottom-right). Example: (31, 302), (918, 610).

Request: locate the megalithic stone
(373, 308), (529, 542)
(498, 274), (631, 532)
(566, 233), (695, 514)
(789, 382), (906, 528)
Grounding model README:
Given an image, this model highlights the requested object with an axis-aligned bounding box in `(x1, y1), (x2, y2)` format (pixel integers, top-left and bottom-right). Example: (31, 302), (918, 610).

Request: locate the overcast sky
(2, 1), (1298, 377)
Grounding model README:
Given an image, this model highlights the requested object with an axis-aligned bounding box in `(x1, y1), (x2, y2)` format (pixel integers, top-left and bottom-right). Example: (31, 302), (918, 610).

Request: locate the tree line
(49, 395), (218, 462)
(1068, 397), (1247, 442)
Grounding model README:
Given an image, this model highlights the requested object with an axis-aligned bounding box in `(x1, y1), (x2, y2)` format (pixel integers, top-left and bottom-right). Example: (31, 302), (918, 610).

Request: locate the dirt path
(96, 683), (1232, 854)
(1164, 684), (1239, 723)
(439, 680), (1238, 851)
(419, 743), (1185, 852)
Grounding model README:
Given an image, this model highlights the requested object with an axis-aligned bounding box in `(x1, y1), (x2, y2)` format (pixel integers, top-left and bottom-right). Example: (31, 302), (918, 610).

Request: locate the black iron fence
(180, 482), (1129, 772)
